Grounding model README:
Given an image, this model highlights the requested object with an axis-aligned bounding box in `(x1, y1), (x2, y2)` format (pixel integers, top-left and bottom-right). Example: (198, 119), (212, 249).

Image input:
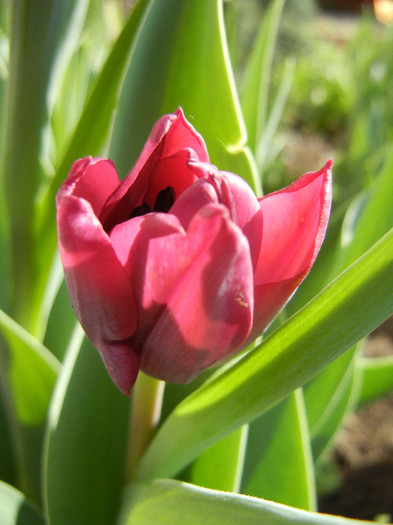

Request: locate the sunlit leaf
(0, 481), (44, 525)
(109, 0), (260, 193)
(118, 479), (375, 525)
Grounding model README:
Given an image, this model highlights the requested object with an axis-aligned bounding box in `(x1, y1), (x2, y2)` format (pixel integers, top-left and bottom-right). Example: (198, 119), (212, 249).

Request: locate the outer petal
(57, 157), (120, 217)
(250, 160), (333, 340)
(101, 108), (209, 230)
(56, 194), (139, 393)
(109, 212), (187, 344)
(172, 163), (263, 270)
(136, 206), (254, 383)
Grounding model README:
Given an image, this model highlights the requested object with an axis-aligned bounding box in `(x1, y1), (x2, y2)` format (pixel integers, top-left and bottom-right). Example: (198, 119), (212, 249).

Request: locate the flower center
(129, 186), (175, 219)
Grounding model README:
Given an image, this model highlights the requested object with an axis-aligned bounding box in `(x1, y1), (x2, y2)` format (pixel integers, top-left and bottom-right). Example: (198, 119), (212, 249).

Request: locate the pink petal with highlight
(138, 205), (254, 383)
(57, 195), (137, 363)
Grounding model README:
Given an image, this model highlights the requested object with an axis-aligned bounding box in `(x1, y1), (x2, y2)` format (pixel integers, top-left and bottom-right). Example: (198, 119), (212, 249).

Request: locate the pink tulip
(57, 108), (332, 395)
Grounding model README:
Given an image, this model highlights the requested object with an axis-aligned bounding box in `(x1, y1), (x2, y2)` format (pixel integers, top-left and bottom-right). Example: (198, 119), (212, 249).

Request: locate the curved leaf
(0, 481), (44, 525)
(43, 330), (130, 525)
(109, 0), (260, 193)
(118, 479), (375, 525)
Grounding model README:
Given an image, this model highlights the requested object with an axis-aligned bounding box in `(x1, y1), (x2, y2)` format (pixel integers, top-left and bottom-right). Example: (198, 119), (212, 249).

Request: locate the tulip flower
(56, 108), (332, 395)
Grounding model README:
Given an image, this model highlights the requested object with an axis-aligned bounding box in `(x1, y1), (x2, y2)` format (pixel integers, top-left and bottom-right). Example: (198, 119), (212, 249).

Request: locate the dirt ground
(319, 318), (393, 522)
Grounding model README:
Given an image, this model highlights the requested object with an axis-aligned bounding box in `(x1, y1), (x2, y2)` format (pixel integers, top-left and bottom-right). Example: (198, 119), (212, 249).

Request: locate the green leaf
(0, 309), (59, 425)
(0, 309), (59, 503)
(118, 479), (376, 525)
(34, 0), (148, 338)
(243, 390), (316, 511)
(190, 425), (248, 493)
(356, 354), (393, 407)
(308, 352), (359, 460)
(240, 0), (286, 153)
(109, 0), (260, 193)
(43, 330), (130, 525)
(135, 227), (393, 482)
(2, 0), (89, 334)
(0, 481), (44, 525)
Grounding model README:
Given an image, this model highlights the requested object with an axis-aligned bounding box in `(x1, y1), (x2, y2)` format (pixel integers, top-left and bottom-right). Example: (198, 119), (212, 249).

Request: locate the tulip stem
(126, 372), (165, 480)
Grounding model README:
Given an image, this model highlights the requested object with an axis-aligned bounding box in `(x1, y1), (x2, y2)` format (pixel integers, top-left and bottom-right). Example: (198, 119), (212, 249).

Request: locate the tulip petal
(110, 212), (193, 343)
(96, 341), (139, 395)
(57, 194), (138, 391)
(249, 160), (332, 340)
(172, 164), (263, 269)
(135, 206), (254, 383)
(101, 108), (209, 230)
(255, 160), (332, 284)
(58, 157), (120, 217)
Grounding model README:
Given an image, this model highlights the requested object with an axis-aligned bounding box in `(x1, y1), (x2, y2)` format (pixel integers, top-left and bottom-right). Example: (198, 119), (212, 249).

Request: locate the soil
(318, 318), (393, 522)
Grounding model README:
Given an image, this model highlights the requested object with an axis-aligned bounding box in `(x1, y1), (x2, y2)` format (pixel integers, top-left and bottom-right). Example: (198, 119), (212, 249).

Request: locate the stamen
(129, 202), (151, 219)
(153, 186), (175, 213)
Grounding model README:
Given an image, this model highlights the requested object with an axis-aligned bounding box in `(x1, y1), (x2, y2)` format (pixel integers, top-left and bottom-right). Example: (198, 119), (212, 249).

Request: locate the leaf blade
(119, 479), (376, 525)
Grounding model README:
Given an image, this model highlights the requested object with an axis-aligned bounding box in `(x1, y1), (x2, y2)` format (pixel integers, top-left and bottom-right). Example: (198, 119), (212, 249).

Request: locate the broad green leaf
(118, 479), (375, 525)
(135, 228), (393, 482)
(109, 0), (260, 193)
(0, 481), (44, 525)
(0, 309), (59, 503)
(240, 0), (286, 153)
(35, 0), (148, 338)
(243, 390), (316, 511)
(2, 0), (89, 334)
(190, 425), (248, 493)
(43, 330), (130, 525)
(356, 354), (393, 407)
